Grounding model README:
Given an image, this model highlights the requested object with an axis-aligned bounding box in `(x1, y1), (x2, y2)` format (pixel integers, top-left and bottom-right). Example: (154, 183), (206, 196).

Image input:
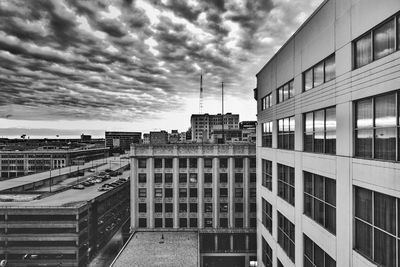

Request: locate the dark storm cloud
(0, 0), (323, 122)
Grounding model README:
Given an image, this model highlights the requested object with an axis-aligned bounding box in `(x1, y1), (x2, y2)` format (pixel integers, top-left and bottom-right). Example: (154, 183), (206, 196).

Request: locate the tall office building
(255, 0), (400, 266)
(130, 143), (257, 267)
(191, 113), (240, 142)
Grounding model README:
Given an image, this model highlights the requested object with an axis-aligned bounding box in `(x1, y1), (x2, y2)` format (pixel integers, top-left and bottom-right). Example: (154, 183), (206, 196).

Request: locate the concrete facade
(256, 0), (400, 267)
(130, 143), (257, 267)
(191, 113), (240, 142)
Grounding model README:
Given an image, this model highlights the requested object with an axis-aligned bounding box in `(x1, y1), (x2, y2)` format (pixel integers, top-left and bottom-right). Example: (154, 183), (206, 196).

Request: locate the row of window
(138, 187), (257, 199)
(138, 217), (256, 228)
(138, 172), (256, 184)
(138, 157), (256, 169)
(139, 202), (256, 214)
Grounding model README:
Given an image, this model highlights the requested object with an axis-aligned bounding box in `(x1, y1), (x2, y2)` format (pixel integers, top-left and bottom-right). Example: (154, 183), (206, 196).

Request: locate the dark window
(304, 107), (336, 154)
(165, 173), (173, 184)
(204, 218), (213, 228)
(278, 116), (295, 150)
(304, 171), (336, 234)
(190, 218), (197, 227)
(179, 158), (187, 168)
(250, 157), (256, 168)
(139, 218), (146, 227)
(262, 121), (273, 147)
(165, 218), (173, 228)
(235, 218), (243, 228)
(139, 203), (146, 213)
(262, 159), (272, 190)
(277, 80), (294, 104)
(154, 173), (162, 184)
(154, 158), (162, 168)
(250, 202), (256, 212)
(220, 173), (228, 183)
(189, 158), (197, 168)
(234, 158), (243, 168)
(154, 188), (162, 198)
(205, 203), (213, 213)
(155, 203), (162, 213)
(189, 173), (197, 183)
(138, 159), (146, 168)
(165, 203), (173, 212)
(354, 186), (398, 267)
(355, 92), (398, 161)
(189, 188), (198, 198)
(235, 203), (243, 212)
(262, 198), (272, 234)
(179, 203), (187, 212)
(303, 54), (335, 91)
(138, 188), (146, 198)
(235, 173), (243, 183)
(204, 188), (212, 198)
(235, 188), (243, 198)
(138, 173), (146, 183)
(220, 188), (228, 198)
(155, 218), (162, 228)
(164, 158), (173, 168)
(261, 93), (272, 110)
(179, 173), (187, 183)
(220, 218), (228, 228)
(278, 212), (295, 263)
(219, 158), (228, 168)
(179, 188), (187, 198)
(204, 173), (213, 183)
(179, 218), (187, 228)
(204, 158), (213, 168)
(165, 188), (173, 198)
(277, 164), (295, 206)
(304, 234), (336, 267)
(250, 173), (256, 183)
(220, 202), (228, 212)
(190, 203), (198, 213)
(262, 237), (273, 267)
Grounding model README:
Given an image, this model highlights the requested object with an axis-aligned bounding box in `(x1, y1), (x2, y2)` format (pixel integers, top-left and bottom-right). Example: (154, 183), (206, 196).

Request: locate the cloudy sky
(0, 0), (322, 138)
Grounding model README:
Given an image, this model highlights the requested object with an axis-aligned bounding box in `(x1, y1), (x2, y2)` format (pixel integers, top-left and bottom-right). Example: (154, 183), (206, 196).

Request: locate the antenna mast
(199, 71), (203, 114)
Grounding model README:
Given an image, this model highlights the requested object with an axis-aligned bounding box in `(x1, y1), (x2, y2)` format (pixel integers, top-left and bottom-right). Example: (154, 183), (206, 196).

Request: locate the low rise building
(191, 113), (239, 142)
(105, 132), (141, 154)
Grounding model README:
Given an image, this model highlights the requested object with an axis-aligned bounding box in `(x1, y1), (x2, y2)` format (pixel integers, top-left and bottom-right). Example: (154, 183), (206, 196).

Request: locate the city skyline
(0, 0), (322, 138)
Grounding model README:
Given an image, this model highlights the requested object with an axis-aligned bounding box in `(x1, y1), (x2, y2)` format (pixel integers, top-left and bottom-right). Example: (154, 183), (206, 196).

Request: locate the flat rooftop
(112, 231), (199, 267)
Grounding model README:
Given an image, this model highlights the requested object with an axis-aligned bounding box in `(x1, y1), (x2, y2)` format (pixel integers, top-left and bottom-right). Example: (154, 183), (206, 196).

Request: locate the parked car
(88, 169), (95, 172)
(72, 184), (85, 190)
(94, 178), (102, 183)
(105, 169), (112, 173)
(118, 178), (127, 182)
(82, 181), (92, 187)
(98, 187), (110, 191)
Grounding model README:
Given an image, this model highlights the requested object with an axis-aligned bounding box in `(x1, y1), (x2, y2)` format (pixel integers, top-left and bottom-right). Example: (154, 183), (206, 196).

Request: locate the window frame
(303, 54), (336, 91)
(277, 79), (294, 104)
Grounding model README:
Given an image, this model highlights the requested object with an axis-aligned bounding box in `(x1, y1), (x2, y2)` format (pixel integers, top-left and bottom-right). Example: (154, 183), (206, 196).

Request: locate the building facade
(256, 1), (400, 267)
(105, 131), (141, 153)
(191, 113), (240, 142)
(0, 148), (109, 180)
(130, 143), (257, 267)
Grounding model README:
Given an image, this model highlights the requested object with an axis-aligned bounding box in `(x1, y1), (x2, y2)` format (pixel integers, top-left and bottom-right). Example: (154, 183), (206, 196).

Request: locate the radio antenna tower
(199, 71), (203, 114)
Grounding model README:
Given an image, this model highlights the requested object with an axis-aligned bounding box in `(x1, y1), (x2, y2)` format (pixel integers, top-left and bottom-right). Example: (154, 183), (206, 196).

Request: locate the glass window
(373, 19), (395, 60)
(138, 159), (146, 168)
(220, 202), (228, 212)
(219, 173), (228, 183)
(262, 198), (272, 234)
(313, 62), (324, 87)
(262, 159), (272, 191)
(204, 188), (212, 198)
(278, 212), (295, 263)
(324, 55), (335, 82)
(179, 203), (187, 212)
(304, 69), (313, 91)
(278, 116), (295, 150)
(179, 188), (187, 198)
(138, 188), (146, 198)
(154, 158), (162, 168)
(179, 173), (187, 183)
(138, 173), (146, 183)
(220, 188), (228, 197)
(235, 173), (243, 183)
(204, 173), (212, 183)
(219, 158), (228, 168)
(189, 158), (197, 168)
(262, 121), (273, 147)
(234, 158), (243, 168)
(204, 158), (213, 168)
(154, 173), (162, 184)
(189, 173), (197, 183)
(289, 80), (294, 98)
(304, 235), (336, 267)
(154, 188), (162, 198)
(355, 34), (372, 68)
(165, 188), (173, 198)
(164, 173), (173, 184)
(164, 158), (173, 168)
(278, 164), (295, 206)
(235, 188), (243, 198)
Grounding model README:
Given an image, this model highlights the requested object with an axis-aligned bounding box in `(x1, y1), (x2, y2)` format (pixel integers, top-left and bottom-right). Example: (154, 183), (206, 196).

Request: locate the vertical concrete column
(198, 157), (204, 228)
(214, 234), (218, 251)
(173, 157), (179, 228)
(131, 158), (138, 228)
(228, 157), (234, 228)
(212, 157), (219, 228)
(243, 157), (249, 228)
(230, 234), (234, 250)
(148, 157), (154, 228)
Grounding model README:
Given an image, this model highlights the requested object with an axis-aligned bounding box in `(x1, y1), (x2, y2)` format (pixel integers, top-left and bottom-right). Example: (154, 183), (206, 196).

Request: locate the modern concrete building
(130, 143), (257, 267)
(105, 131), (141, 153)
(0, 148), (109, 180)
(255, 1), (400, 267)
(191, 113), (240, 142)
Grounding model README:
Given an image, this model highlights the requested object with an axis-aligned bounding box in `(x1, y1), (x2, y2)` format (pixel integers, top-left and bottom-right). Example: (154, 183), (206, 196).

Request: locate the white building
(191, 113), (240, 142)
(255, 1), (400, 267)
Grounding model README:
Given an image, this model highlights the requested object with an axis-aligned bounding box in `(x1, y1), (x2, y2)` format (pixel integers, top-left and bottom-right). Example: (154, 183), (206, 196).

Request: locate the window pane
(355, 219), (372, 258)
(374, 192), (396, 235)
(324, 55), (335, 82)
(305, 113), (313, 132)
(374, 228), (396, 267)
(283, 118), (290, 132)
(304, 69), (313, 91)
(304, 172), (313, 194)
(356, 98), (373, 128)
(314, 175), (324, 199)
(373, 19), (395, 60)
(325, 131), (336, 154)
(289, 80), (294, 97)
(314, 244), (324, 267)
(325, 204), (336, 234)
(355, 187), (372, 222)
(304, 194), (313, 218)
(314, 131), (324, 153)
(375, 93), (396, 127)
(325, 107), (336, 131)
(375, 127), (397, 160)
(283, 84), (289, 101)
(355, 34), (372, 68)
(325, 254), (336, 267)
(313, 62), (324, 87)
(278, 119), (284, 132)
(355, 129), (373, 158)
(325, 178), (336, 206)
(314, 199), (324, 225)
(304, 235), (313, 259)
(289, 117), (295, 131)
(314, 110), (324, 132)
(398, 16), (400, 50)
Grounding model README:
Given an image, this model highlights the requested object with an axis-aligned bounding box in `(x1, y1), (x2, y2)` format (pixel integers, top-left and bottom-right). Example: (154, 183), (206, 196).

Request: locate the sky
(0, 0), (323, 138)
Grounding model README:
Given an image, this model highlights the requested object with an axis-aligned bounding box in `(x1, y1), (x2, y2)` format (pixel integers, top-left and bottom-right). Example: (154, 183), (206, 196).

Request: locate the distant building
(142, 133), (150, 144)
(239, 121), (257, 143)
(105, 131), (141, 153)
(80, 134), (91, 141)
(185, 128), (192, 141)
(130, 143), (257, 266)
(191, 113), (239, 142)
(0, 147), (109, 180)
(168, 130), (180, 143)
(149, 131), (168, 145)
(210, 128), (243, 143)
